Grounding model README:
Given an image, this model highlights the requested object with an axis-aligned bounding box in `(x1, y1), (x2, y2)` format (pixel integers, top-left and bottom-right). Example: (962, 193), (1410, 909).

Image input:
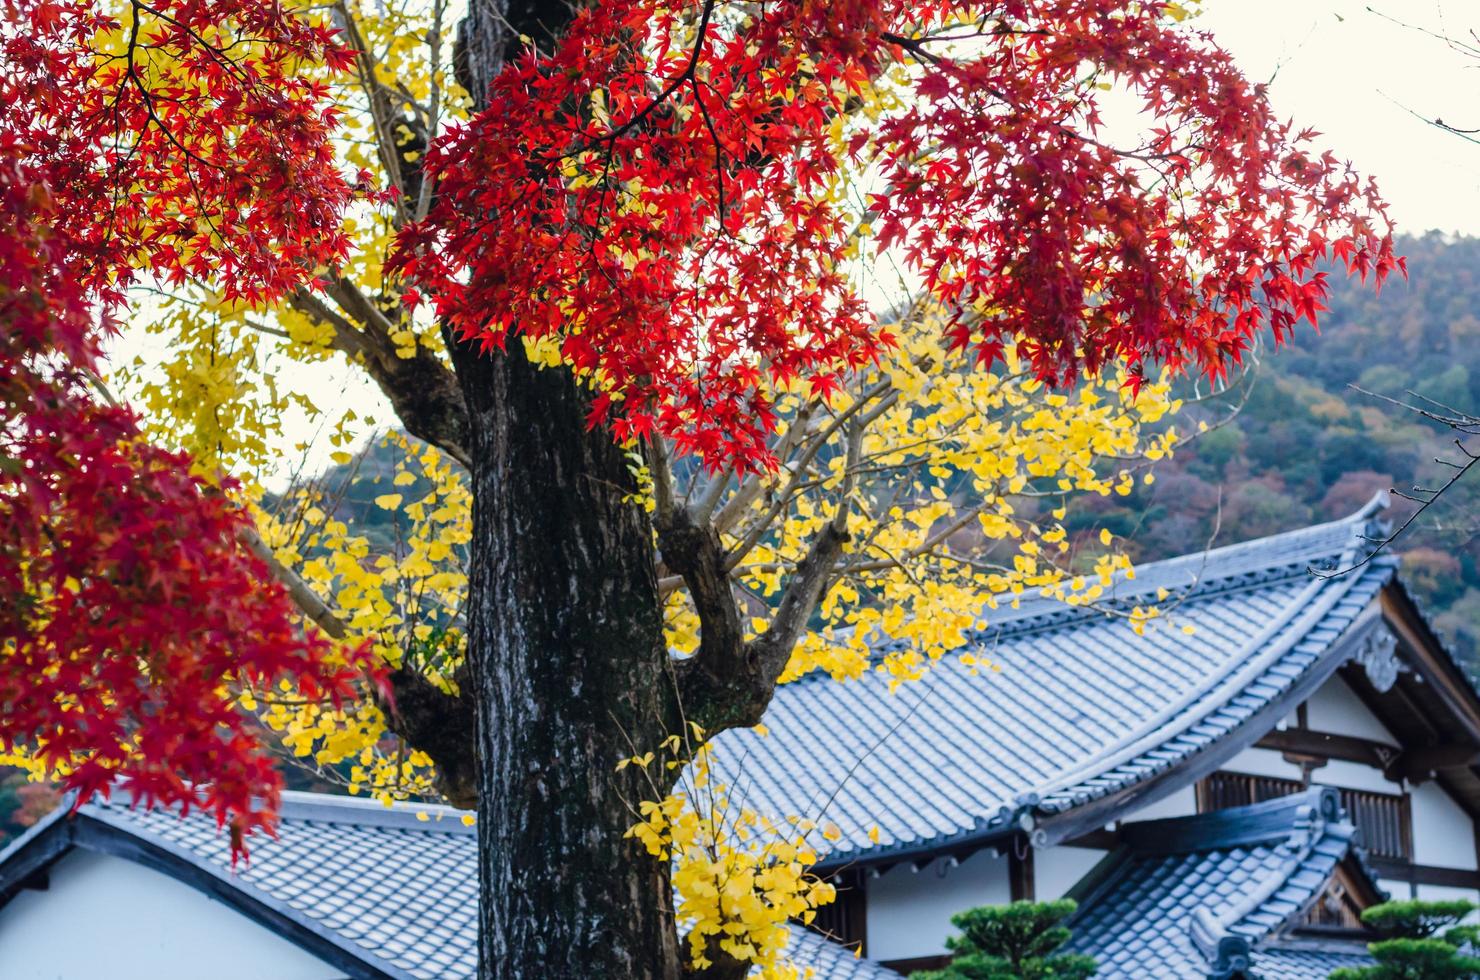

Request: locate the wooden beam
(1252, 727), (1480, 784)
(880, 955), (950, 974)
(1254, 728), (1401, 772)
(1008, 837), (1035, 902)
(1369, 858), (1480, 890)
(1381, 587), (1480, 740)
(1395, 743), (1480, 782)
(1065, 828), (1120, 850)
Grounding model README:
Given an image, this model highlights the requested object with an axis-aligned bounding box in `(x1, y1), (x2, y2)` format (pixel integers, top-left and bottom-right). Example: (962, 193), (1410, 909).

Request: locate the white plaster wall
(865, 849), (1010, 961)
(1304, 677), (1399, 745)
(1417, 883), (1480, 905)
(1379, 877), (1415, 901)
(1412, 781), (1478, 870)
(1033, 846), (1106, 901)
(1127, 785), (1197, 822)
(1220, 746), (1306, 782)
(0, 850), (341, 980)
(1318, 759), (1406, 794)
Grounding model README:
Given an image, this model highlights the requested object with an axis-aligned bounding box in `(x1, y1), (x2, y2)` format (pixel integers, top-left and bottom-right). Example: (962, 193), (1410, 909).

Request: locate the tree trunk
(457, 340), (685, 978)
(445, 5), (714, 976)
(451, 9), (685, 967)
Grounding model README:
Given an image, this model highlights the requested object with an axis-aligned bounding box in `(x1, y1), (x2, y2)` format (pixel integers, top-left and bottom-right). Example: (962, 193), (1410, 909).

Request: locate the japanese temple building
(2, 495), (1478, 978)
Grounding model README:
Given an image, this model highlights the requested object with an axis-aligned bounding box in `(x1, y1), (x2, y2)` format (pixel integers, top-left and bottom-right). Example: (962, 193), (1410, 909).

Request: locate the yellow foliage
(249, 430), (471, 801)
(623, 739), (829, 979)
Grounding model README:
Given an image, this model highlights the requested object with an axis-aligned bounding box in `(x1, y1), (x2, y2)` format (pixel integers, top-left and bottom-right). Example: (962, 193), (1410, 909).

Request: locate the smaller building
(1065, 787), (1382, 979)
(711, 495), (1480, 974)
(0, 791), (890, 979)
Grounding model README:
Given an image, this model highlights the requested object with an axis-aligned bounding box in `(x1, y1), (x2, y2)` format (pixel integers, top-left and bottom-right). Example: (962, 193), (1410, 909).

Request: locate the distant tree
(1416, 366), (1475, 417)
(1223, 479), (1313, 541)
(1186, 423), (1246, 478)
(911, 900), (1097, 980)
(1436, 589), (1480, 666)
(1330, 899), (1480, 980)
(1402, 547), (1467, 606)
(0, 774), (60, 848)
(1319, 471), (1398, 521)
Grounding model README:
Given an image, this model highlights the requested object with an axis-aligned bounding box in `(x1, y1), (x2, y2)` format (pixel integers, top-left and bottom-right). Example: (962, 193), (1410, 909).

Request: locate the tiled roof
(83, 793), (476, 979)
(0, 791), (889, 980)
(782, 929), (899, 980)
(709, 497), (1399, 867)
(1064, 787), (1376, 980)
(1253, 945), (1377, 980)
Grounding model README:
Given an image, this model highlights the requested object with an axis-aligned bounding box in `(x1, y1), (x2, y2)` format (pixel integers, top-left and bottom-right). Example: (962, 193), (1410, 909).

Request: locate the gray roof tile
(1065, 787), (1376, 980)
(14, 792), (890, 980)
(711, 500), (1398, 866)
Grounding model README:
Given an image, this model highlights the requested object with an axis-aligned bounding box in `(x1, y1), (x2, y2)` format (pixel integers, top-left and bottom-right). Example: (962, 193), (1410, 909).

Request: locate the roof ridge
(786, 492), (1390, 687)
(1119, 786), (1346, 854)
(77, 787), (475, 835)
(278, 790), (475, 833)
(995, 489), (1389, 625)
(1212, 788), (1350, 936)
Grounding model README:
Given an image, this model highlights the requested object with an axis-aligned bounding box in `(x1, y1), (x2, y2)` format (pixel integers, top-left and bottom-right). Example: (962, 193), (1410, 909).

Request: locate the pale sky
(1198, 0), (1480, 236)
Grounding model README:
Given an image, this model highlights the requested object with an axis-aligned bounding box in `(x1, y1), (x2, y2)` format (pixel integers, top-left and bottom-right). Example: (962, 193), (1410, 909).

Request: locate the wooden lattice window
(803, 870), (866, 953)
(1340, 787), (1414, 862)
(1195, 771), (1303, 811)
(1196, 772), (1413, 862)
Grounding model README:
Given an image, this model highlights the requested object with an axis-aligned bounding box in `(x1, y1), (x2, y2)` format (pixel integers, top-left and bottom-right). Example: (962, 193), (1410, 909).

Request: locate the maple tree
(0, 0), (376, 850)
(1, 0), (1400, 977)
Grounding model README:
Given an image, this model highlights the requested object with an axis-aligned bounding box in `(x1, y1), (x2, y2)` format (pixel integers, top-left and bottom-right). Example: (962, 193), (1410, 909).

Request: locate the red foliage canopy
(4, 0), (1399, 850)
(1, 0), (372, 853)
(398, 0), (1399, 470)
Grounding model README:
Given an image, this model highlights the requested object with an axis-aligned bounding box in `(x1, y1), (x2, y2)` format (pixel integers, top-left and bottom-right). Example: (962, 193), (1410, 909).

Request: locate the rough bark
(403, 3), (860, 974)
(382, 664), (480, 808)
(671, 519), (848, 734)
(455, 337), (683, 977)
(451, 5), (685, 976)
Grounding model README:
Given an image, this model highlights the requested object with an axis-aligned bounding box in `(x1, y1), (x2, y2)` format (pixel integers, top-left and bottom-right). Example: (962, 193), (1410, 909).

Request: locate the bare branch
(1314, 385), (1480, 577)
(290, 278), (472, 467)
(240, 524), (348, 640)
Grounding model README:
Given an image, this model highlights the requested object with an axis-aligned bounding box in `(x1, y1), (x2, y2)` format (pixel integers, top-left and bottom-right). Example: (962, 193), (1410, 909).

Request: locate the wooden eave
(1339, 581), (1480, 822)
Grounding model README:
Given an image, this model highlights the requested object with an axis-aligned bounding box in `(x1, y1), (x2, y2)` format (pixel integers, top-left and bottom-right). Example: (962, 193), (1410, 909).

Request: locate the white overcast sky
(1198, 0), (1479, 236)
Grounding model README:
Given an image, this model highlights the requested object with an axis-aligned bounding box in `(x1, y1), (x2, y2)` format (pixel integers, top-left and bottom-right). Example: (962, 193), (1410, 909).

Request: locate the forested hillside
(1084, 232), (1480, 672)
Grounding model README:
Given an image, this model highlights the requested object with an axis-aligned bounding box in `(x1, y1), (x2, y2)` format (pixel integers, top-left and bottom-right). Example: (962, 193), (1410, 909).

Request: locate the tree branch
(658, 507), (745, 669)
(241, 525), (478, 806)
(290, 280), (472, 468)
(241, 525), (349, 640)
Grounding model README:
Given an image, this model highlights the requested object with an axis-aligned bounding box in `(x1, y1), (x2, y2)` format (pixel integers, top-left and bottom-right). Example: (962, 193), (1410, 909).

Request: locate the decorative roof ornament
(1186, 907), (1252, 980)
(1356, 624), (1404, 693)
